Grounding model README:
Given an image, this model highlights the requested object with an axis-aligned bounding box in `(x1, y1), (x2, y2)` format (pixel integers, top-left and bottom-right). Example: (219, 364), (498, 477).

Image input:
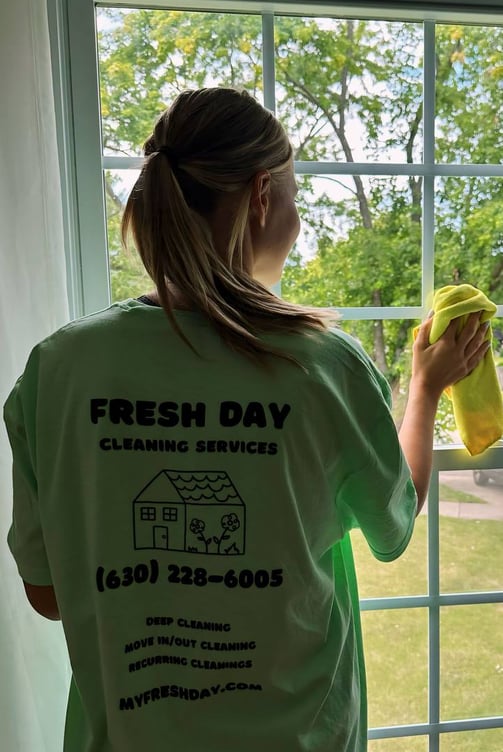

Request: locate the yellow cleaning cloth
(420, 284), (503, 456)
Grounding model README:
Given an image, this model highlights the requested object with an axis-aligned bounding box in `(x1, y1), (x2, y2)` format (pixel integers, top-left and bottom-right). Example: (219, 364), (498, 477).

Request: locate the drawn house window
(163, 507), (178, 522)
(140, 506), (156, 521)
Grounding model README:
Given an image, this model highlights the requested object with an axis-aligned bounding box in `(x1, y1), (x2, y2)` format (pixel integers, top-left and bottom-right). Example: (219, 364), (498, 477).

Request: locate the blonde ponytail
(122, 88), (333, 364)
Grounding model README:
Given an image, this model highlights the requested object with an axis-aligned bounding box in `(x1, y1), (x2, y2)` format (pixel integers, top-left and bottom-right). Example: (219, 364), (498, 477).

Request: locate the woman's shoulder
(271, 325), (391, 402)
(36, 299), (153, 347)
(280, 325), (376, 373)
(17, 302), (145, 377)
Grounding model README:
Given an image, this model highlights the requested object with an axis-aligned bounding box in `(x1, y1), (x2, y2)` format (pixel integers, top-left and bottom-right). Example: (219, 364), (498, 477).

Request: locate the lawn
(350, 515), (503, 751)
(438, 483), (487, 504)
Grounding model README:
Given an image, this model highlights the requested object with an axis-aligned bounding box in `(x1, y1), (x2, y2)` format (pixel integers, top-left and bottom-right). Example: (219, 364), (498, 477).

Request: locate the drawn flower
(189, 518), (211, 553)
(221, 513), (240, 532)
(190, 518), (205, 535)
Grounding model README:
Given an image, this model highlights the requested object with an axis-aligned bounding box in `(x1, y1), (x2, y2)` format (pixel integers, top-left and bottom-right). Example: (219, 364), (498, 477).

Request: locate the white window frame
(48, 1), (503, 748)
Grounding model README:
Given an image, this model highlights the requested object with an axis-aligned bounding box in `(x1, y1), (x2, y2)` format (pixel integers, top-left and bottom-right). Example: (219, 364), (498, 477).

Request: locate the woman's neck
(146, 284), (193, 310)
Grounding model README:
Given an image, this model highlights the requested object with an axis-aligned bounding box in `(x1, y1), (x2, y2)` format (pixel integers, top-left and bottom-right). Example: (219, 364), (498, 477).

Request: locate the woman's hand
(400, 311), (491, 514)
(412, 311), (490, 401)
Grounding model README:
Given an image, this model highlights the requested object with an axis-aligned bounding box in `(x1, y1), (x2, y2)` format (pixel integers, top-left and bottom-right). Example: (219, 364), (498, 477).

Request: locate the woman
(5, 88), (489, 751)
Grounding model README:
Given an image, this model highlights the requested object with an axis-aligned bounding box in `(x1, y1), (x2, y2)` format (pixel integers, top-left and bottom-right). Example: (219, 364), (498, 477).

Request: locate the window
(163, 507), (178, 522)
(54, 1), (503, 748)
(140, 506), (156, 521)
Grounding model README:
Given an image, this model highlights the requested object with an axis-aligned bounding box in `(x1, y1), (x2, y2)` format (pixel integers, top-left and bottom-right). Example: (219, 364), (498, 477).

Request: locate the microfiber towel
(421, 284), (503, 456)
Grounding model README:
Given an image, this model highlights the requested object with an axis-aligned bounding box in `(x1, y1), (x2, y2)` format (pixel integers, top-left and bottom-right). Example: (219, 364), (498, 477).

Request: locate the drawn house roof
(134, 470), (244, 506)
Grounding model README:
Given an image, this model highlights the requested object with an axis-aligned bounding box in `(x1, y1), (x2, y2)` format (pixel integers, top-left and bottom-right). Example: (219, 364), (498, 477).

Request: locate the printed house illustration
(133, 470), (245, 555)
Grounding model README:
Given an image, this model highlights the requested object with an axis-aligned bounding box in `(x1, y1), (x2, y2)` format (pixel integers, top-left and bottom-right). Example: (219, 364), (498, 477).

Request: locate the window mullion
(428, 470), (441, 752)
(422, 70), (437, 740)
(422, 19), (436, 312)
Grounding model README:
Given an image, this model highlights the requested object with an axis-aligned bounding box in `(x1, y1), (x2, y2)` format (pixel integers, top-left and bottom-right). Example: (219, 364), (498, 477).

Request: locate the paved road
(422, 469), (503, 520)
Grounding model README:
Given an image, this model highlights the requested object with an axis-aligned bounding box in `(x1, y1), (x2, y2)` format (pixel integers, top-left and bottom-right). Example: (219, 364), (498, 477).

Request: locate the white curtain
(0, 1), (72, 750)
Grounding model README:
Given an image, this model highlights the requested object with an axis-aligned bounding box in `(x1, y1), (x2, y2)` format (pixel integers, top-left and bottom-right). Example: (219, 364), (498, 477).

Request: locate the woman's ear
(250, 171), (271, 228)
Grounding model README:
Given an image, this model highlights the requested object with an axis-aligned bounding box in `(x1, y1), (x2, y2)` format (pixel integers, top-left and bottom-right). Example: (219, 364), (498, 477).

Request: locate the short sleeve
(332, 332), (417, 562)
(4, 350), (53, 585)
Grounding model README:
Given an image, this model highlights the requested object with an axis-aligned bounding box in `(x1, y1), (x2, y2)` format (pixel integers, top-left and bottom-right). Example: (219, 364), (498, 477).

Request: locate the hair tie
(158, 145), (178, 168)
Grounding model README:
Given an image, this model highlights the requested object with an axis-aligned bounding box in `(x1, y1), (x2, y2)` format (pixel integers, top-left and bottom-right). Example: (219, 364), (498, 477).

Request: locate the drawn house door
(153, 525), (169, 549)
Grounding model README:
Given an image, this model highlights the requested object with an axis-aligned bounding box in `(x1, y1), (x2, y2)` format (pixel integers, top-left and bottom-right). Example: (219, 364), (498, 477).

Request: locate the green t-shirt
(5, 300), (416, 752)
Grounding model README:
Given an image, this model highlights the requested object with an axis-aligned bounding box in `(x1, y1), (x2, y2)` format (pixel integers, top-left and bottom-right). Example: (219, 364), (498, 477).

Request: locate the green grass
(439, 729), (503, 752)
(369, 738), (427, 752)
(438, 483), (487, 504)
(351, 516), (503, 751)
(368, 730), (503, 752)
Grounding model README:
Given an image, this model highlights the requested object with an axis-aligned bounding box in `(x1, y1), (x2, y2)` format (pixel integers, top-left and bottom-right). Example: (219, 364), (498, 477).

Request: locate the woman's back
(6, 298), (416, 751)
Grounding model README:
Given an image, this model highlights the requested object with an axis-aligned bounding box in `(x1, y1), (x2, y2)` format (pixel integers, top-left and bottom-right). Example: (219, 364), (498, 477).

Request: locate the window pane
(439, 468), (503, 593)
(275, 17), (423, 163)
(440, 604), (503, 720)
(435, 178), (503, 303)
(440, 728), (503, 752)
(436, 24), (503, 164)
(352, 516), (427, 598)
(104, 169), (149, 301)
(362, 608), (428, 727)
(369, 738), (428, 751)
(282, 174), (422, 308)
(97, 7), (263, 157)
